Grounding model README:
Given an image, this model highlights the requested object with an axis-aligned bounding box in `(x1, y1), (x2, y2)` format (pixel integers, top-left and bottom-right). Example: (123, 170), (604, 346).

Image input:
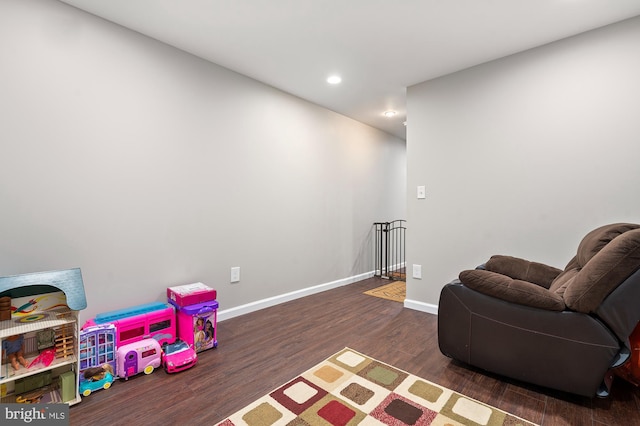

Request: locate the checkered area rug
(216, 348), (537, 426)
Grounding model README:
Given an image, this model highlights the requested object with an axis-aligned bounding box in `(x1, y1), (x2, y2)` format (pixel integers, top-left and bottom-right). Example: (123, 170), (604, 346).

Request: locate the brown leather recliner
(438, 223), (640, 397)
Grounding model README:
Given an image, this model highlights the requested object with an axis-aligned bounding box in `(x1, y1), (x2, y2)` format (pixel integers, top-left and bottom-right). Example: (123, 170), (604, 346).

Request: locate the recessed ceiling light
(383, 110), (397, 118)
(327, 75), (342, 84)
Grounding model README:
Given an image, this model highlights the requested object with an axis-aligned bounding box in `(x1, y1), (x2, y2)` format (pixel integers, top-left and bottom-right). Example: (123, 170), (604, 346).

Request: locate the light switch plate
(417, 186), (426, 199)
(412, 264), (422, 279)
(231, 267), (240, 283)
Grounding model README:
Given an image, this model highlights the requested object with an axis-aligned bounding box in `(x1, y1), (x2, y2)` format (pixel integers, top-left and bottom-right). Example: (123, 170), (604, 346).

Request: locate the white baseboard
(403, 298), (438, 316)
(217, 271), (375, 322)
(374, 262), (406, 277)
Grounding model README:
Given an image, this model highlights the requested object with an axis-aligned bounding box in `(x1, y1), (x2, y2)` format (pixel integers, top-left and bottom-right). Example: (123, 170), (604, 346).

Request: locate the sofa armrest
(459, 269), (565, 311)
(486, 255), (562, 289)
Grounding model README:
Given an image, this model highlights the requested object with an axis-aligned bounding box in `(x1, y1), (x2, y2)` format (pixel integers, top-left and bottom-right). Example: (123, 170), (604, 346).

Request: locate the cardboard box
(167, 282), (216, 307)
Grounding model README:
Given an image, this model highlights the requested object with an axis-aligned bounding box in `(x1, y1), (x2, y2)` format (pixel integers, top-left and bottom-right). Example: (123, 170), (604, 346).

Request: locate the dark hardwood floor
(70, 276), (640, 425)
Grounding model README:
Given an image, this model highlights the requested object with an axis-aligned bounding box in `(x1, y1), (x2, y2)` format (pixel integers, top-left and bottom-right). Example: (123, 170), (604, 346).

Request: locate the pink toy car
(161, 339), (197, 373)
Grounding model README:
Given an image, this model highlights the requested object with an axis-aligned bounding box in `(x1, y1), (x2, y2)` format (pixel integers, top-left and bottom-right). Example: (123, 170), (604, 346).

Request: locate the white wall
(0, 0), (406, 323)
(406, 16), (640, 311)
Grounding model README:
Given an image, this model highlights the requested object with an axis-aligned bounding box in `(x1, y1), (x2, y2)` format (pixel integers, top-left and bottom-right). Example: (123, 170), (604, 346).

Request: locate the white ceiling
(57, 0), (640, 140)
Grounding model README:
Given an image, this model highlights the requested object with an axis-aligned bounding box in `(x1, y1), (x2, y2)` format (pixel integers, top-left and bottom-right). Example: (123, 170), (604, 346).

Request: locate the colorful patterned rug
(363, 281), (406, 303)
(216, 348), (538, 426)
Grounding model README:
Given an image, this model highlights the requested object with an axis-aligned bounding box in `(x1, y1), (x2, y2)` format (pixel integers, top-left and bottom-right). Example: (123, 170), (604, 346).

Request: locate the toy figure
(2, 334), (29, 371)
(194, 317), (204, 332)
(193, 317), (206, 350)
(205, 320), (214, 342)
(194, 330), (206, 350)
(83, 363), (114, 381)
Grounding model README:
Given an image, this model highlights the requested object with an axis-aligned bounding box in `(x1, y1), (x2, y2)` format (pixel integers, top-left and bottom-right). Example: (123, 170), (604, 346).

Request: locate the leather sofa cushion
(459, 269), (566, 311)
(486, 255), (562, 289)
(458, 223), (640, 314)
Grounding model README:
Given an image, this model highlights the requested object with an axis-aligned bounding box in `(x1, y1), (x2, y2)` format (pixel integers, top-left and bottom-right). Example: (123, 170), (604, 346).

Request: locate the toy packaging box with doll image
(171, 300), (218, 353)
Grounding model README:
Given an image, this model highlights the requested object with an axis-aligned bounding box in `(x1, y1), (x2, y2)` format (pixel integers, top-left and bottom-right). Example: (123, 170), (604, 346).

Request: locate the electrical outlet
(412, 264), (422, 279)
(231, 267), (240, 283)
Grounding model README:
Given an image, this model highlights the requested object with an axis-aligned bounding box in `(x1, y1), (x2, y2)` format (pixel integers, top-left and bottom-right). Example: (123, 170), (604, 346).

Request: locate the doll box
(171, 300), (218, 353)
(167, 282), (217, 307)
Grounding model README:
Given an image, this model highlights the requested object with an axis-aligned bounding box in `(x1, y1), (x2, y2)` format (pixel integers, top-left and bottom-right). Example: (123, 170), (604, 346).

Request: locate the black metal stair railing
(373, 220), (406, 281)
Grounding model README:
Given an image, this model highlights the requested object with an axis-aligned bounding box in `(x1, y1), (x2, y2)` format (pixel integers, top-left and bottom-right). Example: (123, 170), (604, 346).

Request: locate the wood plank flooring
(69, 276), (640, 425)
